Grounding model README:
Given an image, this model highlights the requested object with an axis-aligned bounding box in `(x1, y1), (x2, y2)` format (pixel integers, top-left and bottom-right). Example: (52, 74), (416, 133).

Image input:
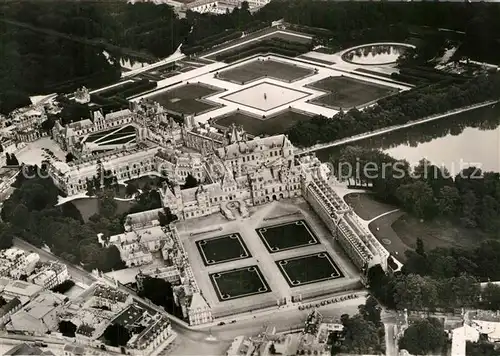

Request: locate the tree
(51, 280), (75, 294)
(358, 296), (382, 327)
(437, 185), (460, 216)
(183, 173), (198, 189)
(396, 181), (436, 219)
(340, 314), (382, 354)
(59, 320), (77, 337)
(158, 208), (177, 226)
(125, 183), (138, 196)
(86, 179), (95, 197)
(98, 197), (117, 219)
(103, 323), (131, 347)
(9, 154), (19, 166)
(138, 276), (182, 318)
(269, 343), (277, 355)
(416, 238), (425, 256)
(399, 318), (446, 355)
(65, 153), (75, 163)
(480, 283), (500, 310)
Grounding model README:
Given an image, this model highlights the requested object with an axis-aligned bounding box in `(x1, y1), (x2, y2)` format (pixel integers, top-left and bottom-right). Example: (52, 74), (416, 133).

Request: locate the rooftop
(92, 284), (129, 303)
(4, 343), (55, 356)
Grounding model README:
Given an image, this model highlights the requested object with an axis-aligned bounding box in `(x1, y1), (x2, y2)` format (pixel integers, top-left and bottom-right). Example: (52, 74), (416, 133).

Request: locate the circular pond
(341, 43), (415, 66)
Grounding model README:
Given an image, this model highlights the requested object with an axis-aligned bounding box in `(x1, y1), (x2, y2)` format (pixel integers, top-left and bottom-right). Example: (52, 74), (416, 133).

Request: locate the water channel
(315, 104), (500, 174)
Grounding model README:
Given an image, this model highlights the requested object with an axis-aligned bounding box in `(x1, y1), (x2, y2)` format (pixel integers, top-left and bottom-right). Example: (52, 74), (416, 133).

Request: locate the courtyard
(308, 75), (397, 109)
(221, 82), (309, 112)
(209, 265), (270, 301)
(84, 125), (136, 145)
(196, 233), (251, 266)
(256, 220), (319, 253)
(218, 59), (314, 84)
(277, 252), (344, 287)
(176, 199), (359, 317)
(212, 109), (313, 136)
(146, 83), (224, 116)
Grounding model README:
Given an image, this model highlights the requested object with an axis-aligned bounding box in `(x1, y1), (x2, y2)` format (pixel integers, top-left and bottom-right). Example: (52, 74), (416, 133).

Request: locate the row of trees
(334, 147), (500, 234)
(287, 72), (500, 148)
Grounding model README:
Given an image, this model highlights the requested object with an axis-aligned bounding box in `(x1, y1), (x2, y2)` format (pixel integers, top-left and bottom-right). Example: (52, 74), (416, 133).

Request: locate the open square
(196, 233), (251, 266)
(84, 125), (136, 145)
(276, 252), (344, 287)
(221, 82), (309, 112)
(146, 83), (223, 115)
(209, 266), (270, 301)
(308, 76), (397, 109)
(218, 59), (314, 84)
(256, 220), (319, 253)
(213, 109), (313, 136)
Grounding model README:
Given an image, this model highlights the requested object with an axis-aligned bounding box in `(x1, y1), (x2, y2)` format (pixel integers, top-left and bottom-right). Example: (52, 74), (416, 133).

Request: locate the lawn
(308, 76), (397, 109)
(68, 197), (133, 222)
(196, 233), (251, 266)
(256, 220), (318, 253)
(210, 266), (270, 301)
(344, 193), (397, 221)
(147, 83), (223, 116)
(204, 30), (312, 60)
(218, 59), (313, 84)
(213, 109), (313, 136)
(276, 252), (343, 287)
(392, 214), (489, 251)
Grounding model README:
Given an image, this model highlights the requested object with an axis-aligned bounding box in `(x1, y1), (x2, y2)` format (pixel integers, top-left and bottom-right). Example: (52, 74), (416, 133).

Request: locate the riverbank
(297, 100), (499, 155)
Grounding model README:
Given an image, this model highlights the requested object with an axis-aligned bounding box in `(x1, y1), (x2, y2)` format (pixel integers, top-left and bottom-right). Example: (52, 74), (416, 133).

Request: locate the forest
(2, 1), (500, 115)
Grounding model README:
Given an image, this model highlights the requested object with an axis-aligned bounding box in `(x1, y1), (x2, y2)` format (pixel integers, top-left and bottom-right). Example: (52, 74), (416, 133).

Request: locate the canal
(315, 103), (500, 174)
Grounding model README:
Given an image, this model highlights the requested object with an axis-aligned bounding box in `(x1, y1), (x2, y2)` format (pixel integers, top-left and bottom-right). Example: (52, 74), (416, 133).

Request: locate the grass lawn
(125, 175), (166, 189)
(210, 266), (270, 301)
(256, 220), (318, 253)
(344, 193), (397, 221)
(355, 68), (395, 80)
(204, 30), (312, 60)
(213, 109), (313, 136)
(69, 198), (133, 222)
(308, 76), (396, 109)
(196, 233), (250, 265)
(219, 59), (313, 84)
(392, 214), (489, 251)
(147, 83), (222, 115)
(276, 252), (343, 287)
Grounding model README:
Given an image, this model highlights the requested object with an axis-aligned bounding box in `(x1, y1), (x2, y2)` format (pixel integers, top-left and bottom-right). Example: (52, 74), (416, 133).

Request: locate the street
(13, 237), (97, 286)
(11, 237), (378, 356)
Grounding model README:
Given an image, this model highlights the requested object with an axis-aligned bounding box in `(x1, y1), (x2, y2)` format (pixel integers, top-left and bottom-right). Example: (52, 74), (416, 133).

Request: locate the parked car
(218, 322), (225, 326)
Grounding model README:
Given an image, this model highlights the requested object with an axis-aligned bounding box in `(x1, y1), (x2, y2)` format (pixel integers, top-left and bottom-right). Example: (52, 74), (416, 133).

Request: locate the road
(0, 18), (156, 63)
(13, 237), (97, 286)
(11, 237), (211, 341)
